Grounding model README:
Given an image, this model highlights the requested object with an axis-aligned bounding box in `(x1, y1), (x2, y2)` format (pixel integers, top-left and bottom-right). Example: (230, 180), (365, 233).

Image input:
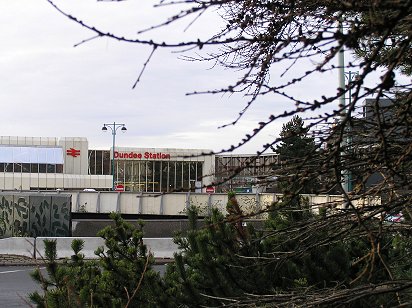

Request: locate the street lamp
(102, 122), (127, 190)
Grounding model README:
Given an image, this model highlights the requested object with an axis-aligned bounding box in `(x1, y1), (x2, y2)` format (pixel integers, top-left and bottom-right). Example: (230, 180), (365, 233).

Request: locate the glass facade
(88, 150), (203, 192)
(0, 146), (64, 174)
(113, 160), (203, 192)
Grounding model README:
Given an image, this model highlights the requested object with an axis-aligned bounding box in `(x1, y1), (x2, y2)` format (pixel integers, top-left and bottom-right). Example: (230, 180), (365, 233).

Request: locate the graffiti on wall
(0, 193), (71, 238)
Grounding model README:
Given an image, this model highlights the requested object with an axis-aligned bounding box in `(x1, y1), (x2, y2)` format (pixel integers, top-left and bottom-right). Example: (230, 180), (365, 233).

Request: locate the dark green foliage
(164, 205), (268, 306)
(163, 189), (411, 307)
(29, 239), (80, 308)
(274, 115), (318, 194)
(163, 193), (354, 306)
(266, 195), (353, 291)
(92, 214), (164, 307)
(29, 213), (165, 308)
(276, 115), (316, 161)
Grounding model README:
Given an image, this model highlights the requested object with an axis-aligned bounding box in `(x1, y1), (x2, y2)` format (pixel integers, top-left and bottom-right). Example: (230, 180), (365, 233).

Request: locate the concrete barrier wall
(0, 237), (35, 257)
(71, 191), (356, 216)
(144, 238), (178, 258)
(0, 237), (177, 260)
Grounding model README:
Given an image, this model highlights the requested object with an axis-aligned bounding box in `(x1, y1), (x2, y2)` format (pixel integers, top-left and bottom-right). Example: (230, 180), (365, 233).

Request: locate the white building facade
(0, 136), (214, 192)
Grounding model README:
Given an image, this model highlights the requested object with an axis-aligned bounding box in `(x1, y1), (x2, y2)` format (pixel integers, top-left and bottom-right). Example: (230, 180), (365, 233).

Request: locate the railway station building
(0, 136), (215, 192)
(0, 136), (279, 193)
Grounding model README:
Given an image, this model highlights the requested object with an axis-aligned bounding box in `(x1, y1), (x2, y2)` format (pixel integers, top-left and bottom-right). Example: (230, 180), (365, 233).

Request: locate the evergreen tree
(276, 115), (316, 163)
(163, 192), (355, 306)
(163, 194), (267, 306)
(29, 239), (84, 308)
(29, 213), (165, 308)
(274, 115), (318, 194)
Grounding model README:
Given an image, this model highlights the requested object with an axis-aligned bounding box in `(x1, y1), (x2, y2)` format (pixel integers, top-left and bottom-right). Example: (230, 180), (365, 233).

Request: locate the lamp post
(338, 18), (358, 193)
(343, 70), (358, 193)
(338, 20), (350, 193)
(102, 122), (127, 190)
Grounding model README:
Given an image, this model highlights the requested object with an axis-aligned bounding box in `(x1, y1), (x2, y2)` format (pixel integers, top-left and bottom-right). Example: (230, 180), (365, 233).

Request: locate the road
(0, 266), (43, 307)
(0, 265), (166, 307)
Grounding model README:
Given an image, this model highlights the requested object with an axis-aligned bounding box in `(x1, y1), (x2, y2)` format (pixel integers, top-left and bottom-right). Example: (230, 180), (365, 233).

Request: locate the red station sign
(114, 151), (171, 160)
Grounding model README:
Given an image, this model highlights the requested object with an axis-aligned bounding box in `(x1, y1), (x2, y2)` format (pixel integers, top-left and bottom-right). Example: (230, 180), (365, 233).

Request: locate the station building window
(0, 146), (63, 174)
(88, 150), (111, 175)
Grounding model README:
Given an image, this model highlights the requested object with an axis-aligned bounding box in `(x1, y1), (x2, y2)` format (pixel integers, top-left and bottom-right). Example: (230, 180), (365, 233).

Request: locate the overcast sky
(1, 0), (345, 154)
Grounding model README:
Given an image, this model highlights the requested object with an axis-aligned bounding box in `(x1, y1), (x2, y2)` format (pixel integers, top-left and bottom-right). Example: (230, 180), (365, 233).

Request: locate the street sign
(115, 184), (125, 192)
(206, 186), (215, 194)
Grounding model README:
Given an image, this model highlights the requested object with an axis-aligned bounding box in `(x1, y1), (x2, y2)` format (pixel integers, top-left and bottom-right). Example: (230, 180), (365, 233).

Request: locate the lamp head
(121, 126), (127, 132)
(102, 125), (108, 132)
